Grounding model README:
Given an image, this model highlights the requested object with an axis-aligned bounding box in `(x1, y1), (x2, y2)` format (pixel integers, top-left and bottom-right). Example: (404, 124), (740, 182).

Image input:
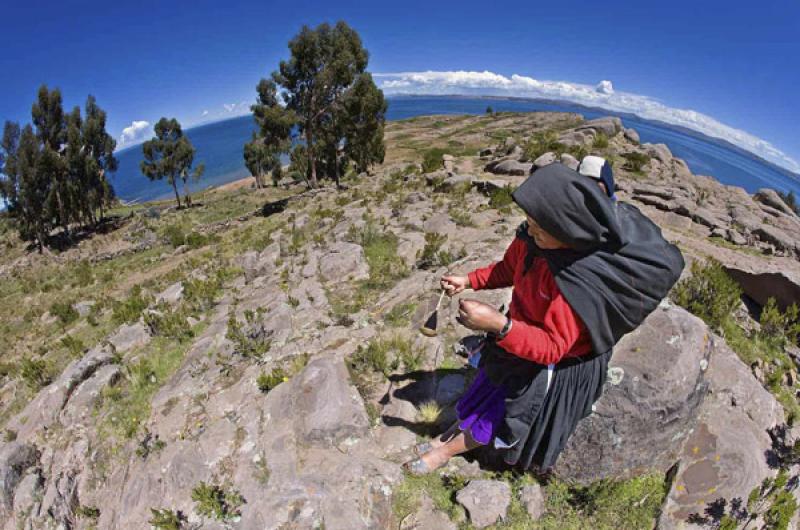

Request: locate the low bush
(50, 301), (79, 325)
(670, 259), (741, 331)
(191, 481), (245, 522)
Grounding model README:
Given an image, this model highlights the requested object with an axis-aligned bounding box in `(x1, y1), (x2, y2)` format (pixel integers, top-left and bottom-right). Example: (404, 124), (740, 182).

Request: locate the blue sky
(1, 0), (798, 171)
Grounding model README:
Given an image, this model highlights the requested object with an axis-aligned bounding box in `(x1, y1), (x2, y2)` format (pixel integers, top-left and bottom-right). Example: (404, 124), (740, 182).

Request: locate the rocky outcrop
(485, 159), (532, 176)
(576, 116), (622, 137)
(555, 302), (712, 482)
(755, 188), (796, 217)
(658, 336), (783, 528)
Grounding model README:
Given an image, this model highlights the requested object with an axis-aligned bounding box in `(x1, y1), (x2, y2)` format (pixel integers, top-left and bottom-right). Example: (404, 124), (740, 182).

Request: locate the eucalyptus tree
(141, 118), (203, 208)
(245, 78), (294, 188)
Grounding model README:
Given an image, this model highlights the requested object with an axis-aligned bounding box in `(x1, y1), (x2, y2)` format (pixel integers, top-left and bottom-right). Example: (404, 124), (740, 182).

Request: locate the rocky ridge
(1, 111), (799, 528)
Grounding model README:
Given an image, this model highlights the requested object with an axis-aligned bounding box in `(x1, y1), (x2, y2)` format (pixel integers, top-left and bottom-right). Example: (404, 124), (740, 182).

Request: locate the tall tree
(81, 95), (118, 222)
(141, 118), (203, 208)
(15, 125), (51, 249)
(341, 73), (387, 175)
(246, 79), (294, 188)
(272, 21), (368, 187)
(31, 86), (69, 233)
(0, 121), (21, 212)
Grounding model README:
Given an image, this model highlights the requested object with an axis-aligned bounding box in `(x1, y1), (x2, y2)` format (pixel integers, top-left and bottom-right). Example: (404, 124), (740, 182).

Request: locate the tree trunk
(306, 125), (317, 188)
(183, 178), (192, 207)
(171, 179), (182, 209)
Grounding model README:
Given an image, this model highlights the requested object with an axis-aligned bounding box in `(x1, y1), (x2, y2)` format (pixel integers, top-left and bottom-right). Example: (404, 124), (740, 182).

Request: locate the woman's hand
(457, 299), (507, 333)
(441, 274), (471, 296)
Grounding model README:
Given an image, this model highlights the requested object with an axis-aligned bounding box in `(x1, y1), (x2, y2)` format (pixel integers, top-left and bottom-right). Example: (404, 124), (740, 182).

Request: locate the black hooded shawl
(480, 163), (685, 469)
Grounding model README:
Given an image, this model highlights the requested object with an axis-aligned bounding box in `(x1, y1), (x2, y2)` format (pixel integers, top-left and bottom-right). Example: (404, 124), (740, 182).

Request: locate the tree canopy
(257, 20), (386, 188)
(0, 86), (118, 249)
(141, 118), (204, 208)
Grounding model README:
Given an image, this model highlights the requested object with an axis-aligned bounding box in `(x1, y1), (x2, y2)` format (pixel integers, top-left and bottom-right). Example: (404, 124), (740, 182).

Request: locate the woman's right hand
(441, 274), (471, 296)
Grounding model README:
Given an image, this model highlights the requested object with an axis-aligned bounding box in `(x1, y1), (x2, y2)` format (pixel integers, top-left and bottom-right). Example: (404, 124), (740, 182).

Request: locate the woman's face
(526, 215), (569, 249)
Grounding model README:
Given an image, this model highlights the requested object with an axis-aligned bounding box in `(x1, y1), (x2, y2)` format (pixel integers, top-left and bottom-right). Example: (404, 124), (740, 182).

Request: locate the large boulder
(318, 242), (370, 282)
(658, 336), (783, 528)
(754, 188), (796, 216)
(576, 116), (622, 137)
(556, 303), (712, 482)
(0, 442), (40, 519)
(486, 159), (532, 176)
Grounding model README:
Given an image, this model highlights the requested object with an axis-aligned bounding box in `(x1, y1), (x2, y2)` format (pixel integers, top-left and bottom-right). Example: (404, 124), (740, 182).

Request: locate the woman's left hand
(457, 299), (506, 333)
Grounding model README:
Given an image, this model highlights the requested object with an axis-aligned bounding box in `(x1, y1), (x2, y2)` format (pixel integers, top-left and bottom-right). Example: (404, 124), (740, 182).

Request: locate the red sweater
(467, 237), (593, 365)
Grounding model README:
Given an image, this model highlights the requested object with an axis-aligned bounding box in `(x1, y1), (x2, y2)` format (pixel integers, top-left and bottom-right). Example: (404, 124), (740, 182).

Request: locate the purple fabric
(456, 368), (506, 445)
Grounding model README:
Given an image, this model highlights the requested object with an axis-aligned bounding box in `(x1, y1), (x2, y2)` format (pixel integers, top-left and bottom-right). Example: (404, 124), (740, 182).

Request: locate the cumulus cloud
(118, 120), (152, 148)
(375, 70), (799, 174)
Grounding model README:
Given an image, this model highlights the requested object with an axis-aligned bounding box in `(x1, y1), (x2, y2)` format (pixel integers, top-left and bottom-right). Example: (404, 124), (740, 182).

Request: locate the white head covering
(578, 155), (606, 180)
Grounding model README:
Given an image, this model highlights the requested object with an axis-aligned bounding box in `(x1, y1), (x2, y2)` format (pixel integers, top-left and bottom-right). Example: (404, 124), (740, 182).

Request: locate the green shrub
(384, 302), (417, 328)
(50, 301), (79, 325)
(143, 308), (194, 341)
(148, 508), (186, 530)
(191, 481), (245, 522)
(621, 152), (650, 172)
(60, 335), (86, 357)
(523, 130), (565, 161)
(71, 260), (94, 287)
(112, 285), (151, 325)
(226, 312), (271, 359)
(416, 232), (464, 270)
(758, 298), (800, 348)
(162, 224), (187, 248)
(421, 148), (452, 173)
(19, 357), (52, 390)
(489, 185), (514, 210)
(593, 132), (609, 149)
(75, 505), (100, 519)
(670, 259), (742, 331)
(256, 368), (287, 394)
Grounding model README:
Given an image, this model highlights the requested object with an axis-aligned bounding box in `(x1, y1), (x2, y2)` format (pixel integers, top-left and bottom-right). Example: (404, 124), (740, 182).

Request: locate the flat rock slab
(456, 479), (511, 528)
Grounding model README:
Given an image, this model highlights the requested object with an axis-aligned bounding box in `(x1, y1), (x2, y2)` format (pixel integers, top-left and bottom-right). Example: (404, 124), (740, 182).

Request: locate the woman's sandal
(402, 457), (432, 475)
(413, 442), (433, 457)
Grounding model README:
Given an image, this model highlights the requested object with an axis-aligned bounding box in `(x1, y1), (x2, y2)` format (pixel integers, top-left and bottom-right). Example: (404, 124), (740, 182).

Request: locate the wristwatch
(496, 317), (513, 340)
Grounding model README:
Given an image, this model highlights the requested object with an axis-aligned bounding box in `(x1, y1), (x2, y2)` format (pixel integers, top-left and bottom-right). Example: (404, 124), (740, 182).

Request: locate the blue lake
(111, 96), (800, 203)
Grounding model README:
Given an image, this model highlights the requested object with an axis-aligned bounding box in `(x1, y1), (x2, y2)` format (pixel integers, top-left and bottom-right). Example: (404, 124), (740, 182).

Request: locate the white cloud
(118, 120), (152, 148)
(202, 109), (209, 117)
(596, 80), (614, 95)
(223, 103), (236, 112)
(375, 70), (799, 174)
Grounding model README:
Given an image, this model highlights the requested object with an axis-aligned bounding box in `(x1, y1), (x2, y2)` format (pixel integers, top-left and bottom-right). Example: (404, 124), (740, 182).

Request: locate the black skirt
(480, 341), (612, 470)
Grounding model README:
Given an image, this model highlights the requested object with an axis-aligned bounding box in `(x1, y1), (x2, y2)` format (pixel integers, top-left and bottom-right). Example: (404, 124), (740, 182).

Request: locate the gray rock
(479, 147), (494, 157)
(624, 128), (640, 143)
(60, 364), (122, 424)
(294, 357), (370, 445)
(644, 143), (673, 163)
(723, 265), (800, 311)
(754, 188), (796, 216)
(72, 300), (95, 317)
(560, 153), (580, 171)
(711, 227), (727, 239)
(456, 479), (511, 528)
(10, 470), (42, 517)
(488, 160), (532, 176)
(402, 496), (456, 530)
(108, 322), (151, 354)
(440, 173), (475, 191)
(533, 152), (557, 169)
(442, 154), (455, 172)
(576, 116), (622, 137)
(556, 304), (712, 482)
(519, 484), (545, 520)
(632, 183), (675, 200)
(658, 336), (783, 528)
(508, 145), (523, 159)
(156, 281), (184, 305)
(240, 242), (281, 282)
(397, 233), (427, 269)
(726, 229), (748, 246)
(7, 345), (116, 441)
(559, 129), (595, 146)
(754, 225), (795, 252)
(0, 442), (39, 515)
(318, 242), (370, 282)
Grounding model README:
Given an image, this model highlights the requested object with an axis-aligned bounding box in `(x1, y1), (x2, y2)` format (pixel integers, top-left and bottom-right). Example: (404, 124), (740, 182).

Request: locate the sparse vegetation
(191, 481), (245, 522)
(416, 232), (465, 269)
(256, 367), (288, 393)
(148, 508), (187, 530)
(417, 400), (441, 424)
(621, 151), (650, 173)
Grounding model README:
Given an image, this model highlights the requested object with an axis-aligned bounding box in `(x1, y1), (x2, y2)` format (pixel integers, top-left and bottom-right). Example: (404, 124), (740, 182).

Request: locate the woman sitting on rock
(404, 163), (684, 475)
